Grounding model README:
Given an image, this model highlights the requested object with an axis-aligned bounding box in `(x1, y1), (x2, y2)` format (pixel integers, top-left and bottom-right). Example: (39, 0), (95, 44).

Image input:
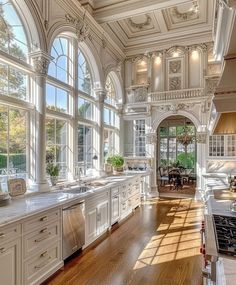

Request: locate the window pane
(46, 119), (55, 144)
(169, 126), (176, 136)
(46, 84), (68, 114)
(0, 1), (28, 61)
(48, 37), (71, 84)
(56, 120), (67, 145)
(78, 97), (92, 120)
(78, 50), (92, 95)
(160, 127), (168, 137)
(0, 62), (27, 101)
(104, 108), (110, 125)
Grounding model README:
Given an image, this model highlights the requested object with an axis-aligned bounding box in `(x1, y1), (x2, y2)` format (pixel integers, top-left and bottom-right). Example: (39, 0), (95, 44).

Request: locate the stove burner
(213, 215), (236, 256)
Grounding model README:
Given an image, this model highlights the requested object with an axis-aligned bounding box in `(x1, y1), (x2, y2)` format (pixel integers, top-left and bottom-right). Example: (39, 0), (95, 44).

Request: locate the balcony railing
(148, 88), (205, 103)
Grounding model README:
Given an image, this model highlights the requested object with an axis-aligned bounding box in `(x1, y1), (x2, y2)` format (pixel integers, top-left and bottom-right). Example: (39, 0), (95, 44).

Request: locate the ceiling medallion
(128, 14), (151, 30)
(171, 1), (199, 21)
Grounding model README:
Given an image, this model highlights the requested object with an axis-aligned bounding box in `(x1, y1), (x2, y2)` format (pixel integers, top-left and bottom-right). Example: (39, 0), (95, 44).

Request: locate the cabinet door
(97, 201), (109, 235)
(0, 239), (21, 285)
(111, 195), (120, 225)
(86, 208), (97, 243)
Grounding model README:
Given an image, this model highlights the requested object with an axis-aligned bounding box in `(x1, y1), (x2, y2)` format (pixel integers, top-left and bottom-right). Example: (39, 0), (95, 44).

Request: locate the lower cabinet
(85, 190), (109, 246)
(0, 238), (21, 285)
(110, 187), (120, 225)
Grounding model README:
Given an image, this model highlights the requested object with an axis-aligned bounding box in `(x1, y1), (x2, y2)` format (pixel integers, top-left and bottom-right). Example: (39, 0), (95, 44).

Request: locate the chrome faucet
(75, 166), (83, 185)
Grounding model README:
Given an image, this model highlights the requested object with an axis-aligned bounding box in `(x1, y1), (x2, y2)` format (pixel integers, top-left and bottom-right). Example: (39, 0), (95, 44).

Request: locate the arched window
(0, 1), (30, 189)
(78, 50), (92, 95)
(0, 0), (28, 61)
(104, 74), (120, 158)
(48, 37), (72, 84)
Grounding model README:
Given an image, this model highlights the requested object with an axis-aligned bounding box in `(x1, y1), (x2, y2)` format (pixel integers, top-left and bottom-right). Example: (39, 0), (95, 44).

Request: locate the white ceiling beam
(94, 0), (195, 23)
(154, 10), (168, 33)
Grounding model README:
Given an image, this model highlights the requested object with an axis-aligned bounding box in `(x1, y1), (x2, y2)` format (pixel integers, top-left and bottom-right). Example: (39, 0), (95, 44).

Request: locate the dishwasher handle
(63, 201), (84, 210)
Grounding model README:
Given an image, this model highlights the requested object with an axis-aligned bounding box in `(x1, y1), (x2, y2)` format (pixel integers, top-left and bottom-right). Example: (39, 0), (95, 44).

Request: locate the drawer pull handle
(34, 257), (51, 270)
(35, 232), (51, 243)
(40, 251), (48, 258)
(0, 247), (6, 253)
(40, 228), (48, 234)
(40, 216), (48, 221)
(0, 233), (5, 238)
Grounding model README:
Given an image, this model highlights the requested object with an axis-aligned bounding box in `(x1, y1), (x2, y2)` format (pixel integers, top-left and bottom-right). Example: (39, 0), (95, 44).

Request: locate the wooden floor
(45, 198), (203, 285)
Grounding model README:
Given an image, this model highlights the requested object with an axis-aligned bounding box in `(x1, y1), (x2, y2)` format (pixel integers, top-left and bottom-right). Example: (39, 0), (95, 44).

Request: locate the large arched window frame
(104, 74), (120, 159)
(47, 35), (96, 180)
(0, 0), (31, 191)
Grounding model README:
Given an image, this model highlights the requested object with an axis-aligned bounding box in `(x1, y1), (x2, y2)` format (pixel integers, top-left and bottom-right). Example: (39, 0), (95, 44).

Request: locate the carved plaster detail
(169, 77), (182, 90)
(205, 77), (220, 95)
(128, 14), (152, 30)
(169, 60), (181, 74)
(196, 132), (207, 144)
(94, 89), (107, 103)
(170, 2), (199, 21)
(146, 132), (157, 144)
(30, 52), (51, 75)
(65, 13), (90, 42)
(157, 103), (195, 114)
(126, 86), (148, 103)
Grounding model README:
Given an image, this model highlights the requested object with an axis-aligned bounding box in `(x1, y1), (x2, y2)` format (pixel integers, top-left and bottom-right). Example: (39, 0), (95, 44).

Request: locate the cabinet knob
(0, 233), (5, 238)
(40, 251), (48, 258)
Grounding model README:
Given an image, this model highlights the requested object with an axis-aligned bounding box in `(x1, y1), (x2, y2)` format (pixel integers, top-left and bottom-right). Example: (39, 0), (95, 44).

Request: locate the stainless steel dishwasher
(62, 200), (85, 260)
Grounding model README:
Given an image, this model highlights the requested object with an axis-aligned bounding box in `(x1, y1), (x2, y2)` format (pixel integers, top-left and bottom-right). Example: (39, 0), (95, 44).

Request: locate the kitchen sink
(63, 186), (90, 194)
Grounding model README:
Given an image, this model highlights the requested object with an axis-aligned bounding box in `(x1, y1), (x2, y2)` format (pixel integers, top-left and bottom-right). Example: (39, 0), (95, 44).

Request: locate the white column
(146, 132), (159, 198)
(196, 132), (207, 200)
(95, 89), (106, 175)
(30, 51), (52, 192)
(116, 104), (124, 155)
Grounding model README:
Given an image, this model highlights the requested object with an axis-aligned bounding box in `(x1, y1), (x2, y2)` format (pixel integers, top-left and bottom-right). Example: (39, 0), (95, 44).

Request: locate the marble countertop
(0, 173), (146, 227)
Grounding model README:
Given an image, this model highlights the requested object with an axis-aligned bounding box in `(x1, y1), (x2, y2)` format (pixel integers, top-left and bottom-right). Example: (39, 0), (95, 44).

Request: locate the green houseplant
(107, 155), (124, 174)
(46, 162), (60, 186)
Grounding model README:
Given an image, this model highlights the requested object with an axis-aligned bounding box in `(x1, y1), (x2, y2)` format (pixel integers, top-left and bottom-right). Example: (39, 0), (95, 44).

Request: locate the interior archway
(156, 115), (197, 196)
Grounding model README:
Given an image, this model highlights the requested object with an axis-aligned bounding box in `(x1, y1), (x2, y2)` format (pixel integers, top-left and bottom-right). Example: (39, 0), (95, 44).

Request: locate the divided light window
(135, 120), (146, 156)
(78, 50), (92, 95)
(78, 125), (93, 176)
(48, 37), (72, 84)
(46, 83), (69, 114)
(46, 118), (68, 180)
(0, 0), (28, 61)
(0, 61), (28, 101)
(78, 97), (93, 120)
(0, 105), (27, 189)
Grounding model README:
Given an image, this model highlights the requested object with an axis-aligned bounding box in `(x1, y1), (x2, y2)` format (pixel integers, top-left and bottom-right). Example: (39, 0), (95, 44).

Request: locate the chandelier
(177, 126), (194, 146)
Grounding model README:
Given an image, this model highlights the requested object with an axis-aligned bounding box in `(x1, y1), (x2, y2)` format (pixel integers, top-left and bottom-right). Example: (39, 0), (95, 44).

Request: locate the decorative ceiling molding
(128, 14), (152, 30)
(170, 1), (200, 22)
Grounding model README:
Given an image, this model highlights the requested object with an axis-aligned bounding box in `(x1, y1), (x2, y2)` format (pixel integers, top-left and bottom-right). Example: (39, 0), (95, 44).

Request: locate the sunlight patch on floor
(133, 199), (202, 270)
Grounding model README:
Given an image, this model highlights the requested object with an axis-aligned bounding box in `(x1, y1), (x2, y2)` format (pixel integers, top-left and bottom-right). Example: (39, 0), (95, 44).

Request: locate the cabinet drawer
(0, 224), (21, 245)
(120, 190), (127, 201)
(132, 194), (140, 208)
(24, 240), (61, 285)
(111, 187), (119, 197)
(120, 201), (128, 215)
(23, 209), (60, 233)
(23, 221), (61, 258)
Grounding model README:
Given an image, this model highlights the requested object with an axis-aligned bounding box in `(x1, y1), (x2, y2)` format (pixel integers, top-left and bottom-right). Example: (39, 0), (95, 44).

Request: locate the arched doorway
(157, 115), (197, 196)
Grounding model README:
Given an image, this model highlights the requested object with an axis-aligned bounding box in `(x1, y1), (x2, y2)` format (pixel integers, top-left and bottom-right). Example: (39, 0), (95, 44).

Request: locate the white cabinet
(0, 238), (21, 285)
(22, 208), (63, 285)
(85, 190), (110, 246)
(97, 201), (109, 235)
(110, 187), (120, 225)
(86, 208), (97, 242)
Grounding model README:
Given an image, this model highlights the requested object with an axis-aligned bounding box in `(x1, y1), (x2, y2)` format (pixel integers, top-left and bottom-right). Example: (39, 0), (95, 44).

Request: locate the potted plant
(46, 162), (60, 186)
(107, 155), (124, 175)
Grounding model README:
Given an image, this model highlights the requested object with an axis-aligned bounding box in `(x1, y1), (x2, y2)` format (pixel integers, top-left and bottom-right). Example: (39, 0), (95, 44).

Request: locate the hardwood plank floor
(44, 198), (203, 285)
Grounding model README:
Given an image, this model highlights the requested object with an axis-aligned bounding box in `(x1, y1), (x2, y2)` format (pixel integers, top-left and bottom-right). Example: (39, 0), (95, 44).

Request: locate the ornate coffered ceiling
(80, 0), (215, 56)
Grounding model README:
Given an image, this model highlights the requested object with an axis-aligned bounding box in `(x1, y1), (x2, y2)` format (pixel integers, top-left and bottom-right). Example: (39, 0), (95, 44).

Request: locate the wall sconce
(173, 48), (179, 58)
(191, 49), (199, 60)
(155, 56), (161, 65)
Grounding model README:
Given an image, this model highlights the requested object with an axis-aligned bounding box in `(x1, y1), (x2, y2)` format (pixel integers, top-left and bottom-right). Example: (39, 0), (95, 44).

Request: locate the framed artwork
(8, 178), (26, 196)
